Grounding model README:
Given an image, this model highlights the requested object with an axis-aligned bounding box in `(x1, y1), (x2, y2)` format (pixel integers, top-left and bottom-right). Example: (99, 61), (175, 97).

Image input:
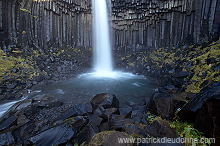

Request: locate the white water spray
(92, 0), (113, 75)
(80, 0), (136, 79)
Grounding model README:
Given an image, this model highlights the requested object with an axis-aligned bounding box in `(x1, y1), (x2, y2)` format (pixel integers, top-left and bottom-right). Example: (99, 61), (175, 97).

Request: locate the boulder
(178, 81), (220, 143)
(149, 92), (187, 119)
(145, 118), (178, 138)
(74, 123), (99, 145)
(0, 115), (18, 131)
(119, 106), (132, 118)
(88, 114), (103, 127)
(88, 131), (133, 146)
(91, 93), (119, 110)
(29, 124), (75, 146)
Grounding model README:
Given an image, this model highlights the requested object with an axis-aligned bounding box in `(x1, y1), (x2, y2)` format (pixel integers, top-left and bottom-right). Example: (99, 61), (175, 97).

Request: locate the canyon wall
(112, 0), (220, 51)
(0, 0), (92, 49)
(0, 0), (219, 50)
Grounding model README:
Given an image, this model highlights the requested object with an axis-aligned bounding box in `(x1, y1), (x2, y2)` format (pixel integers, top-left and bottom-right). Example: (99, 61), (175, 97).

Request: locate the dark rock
(74, 104), (88, 115)
(100, 122), (110, 131)
(179, 81), (220, 115)
(124, 123), (149, 137)
(93, 106), (105, 117)
(88, 114), (103, 127)
(10, 99), (32, 112)
(119, 106), (132, 118)
(91, 93), (119, 110)
(0, 116), (18, 131)
(145, 118), (178, 138)
(74, 123), (99, 145)
(149, 93), (175, 119)
(200, 80), (209, 88)
(149, 91), (187, 119)
(174, 71), (191, 78)
(207, 57), (218, 64)
(12, 122), (35, 144)
(110, 117), (134, 130)
(30, 124), (75, 146)
(17, 114), (30, 125)
(89, 131), (132, 146)
(102, 108), (119, 119)
(55, 108), (77, 122)
(71, 116), (88, 133)
(34, 99), (63, 108)
(0, 132), (15, 145)
(212, 63), (220, 71)
(7, 83), (17, 89)
(131, 110), (144, 122)
(164, 85), (176, 91)
(178, 81), (220, 142)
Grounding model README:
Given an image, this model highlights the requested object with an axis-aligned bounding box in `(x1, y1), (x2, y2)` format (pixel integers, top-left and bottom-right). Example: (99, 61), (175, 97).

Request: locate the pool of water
(30, 72), (157, 105)
(0, 73), (157, 117)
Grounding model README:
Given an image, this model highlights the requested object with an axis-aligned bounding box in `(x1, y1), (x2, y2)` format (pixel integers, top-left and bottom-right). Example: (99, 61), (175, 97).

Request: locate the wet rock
(102, 108), (119, 119)
(17, 114), (30, 125)
(145, 118), (178, 138)
(34, 99), (63, 108)
(55, 108), (77, 121)
(30, 124), (75, 146)
(74, 104), (88, 115)
(89, 131), (132, 146)
(93, 106), (105, 117)
(0, 132), (15, 145)
(91, 93), (119, 110)
(71, 116), (88, 133)
(0, 116), (18, 131)
(74, 123), (99, 145)
(119, 106), (132, 118)
(12, 122), (35, 144)
(88, 114), (103, 127)
(10, 99), (32, 112)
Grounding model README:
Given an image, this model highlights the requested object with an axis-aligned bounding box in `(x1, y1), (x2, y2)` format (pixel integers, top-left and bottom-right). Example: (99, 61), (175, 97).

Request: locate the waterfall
(80, 0), (135, 79)
(92, 0), (113, 75)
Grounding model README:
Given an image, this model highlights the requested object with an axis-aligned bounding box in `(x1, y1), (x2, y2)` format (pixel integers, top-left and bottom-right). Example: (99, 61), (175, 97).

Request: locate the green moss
(0, 49), (40, 81)
(186, 39), (220, 93)
(127, 62), (135, 67)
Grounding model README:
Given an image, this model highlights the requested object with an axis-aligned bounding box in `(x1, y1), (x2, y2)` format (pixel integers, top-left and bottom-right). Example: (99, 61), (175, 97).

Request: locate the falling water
(81, 0), (136, 78)
(92, 0), (113, 75)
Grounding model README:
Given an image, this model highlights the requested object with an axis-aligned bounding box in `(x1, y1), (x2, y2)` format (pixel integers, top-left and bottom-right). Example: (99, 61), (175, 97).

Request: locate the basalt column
(1, 0), (92, 49)
(111, 0), (220, 51)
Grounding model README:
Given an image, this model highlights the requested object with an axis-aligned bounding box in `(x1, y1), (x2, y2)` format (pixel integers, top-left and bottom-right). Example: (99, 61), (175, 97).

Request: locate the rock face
(112, 0), (220, 49)
(1, 0), (219, 50)
(0, 0), (92, 49)
(178, 81), (220, 144)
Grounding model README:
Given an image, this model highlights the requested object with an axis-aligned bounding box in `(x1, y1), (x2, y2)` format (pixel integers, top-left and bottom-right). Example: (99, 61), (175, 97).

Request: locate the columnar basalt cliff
(0, 0), (92, 49)
(1, 0), (219, 50)
(111, 0), (220, 50)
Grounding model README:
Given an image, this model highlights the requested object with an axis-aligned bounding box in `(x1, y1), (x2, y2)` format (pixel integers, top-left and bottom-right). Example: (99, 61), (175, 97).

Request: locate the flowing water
(93, 0), (113, 74)
(0, 0), (157, 118)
